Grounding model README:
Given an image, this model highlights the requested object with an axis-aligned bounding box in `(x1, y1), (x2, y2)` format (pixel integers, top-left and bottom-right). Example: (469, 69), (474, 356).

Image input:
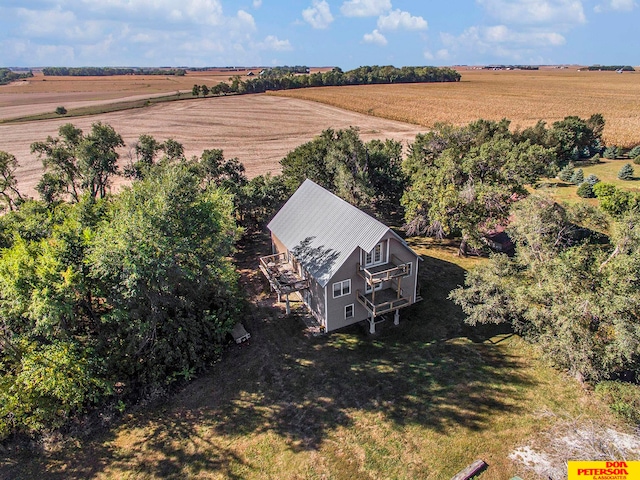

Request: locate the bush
(55, 106), (67, 115)
(617, 163), (634, 180)
(604, 146), (619, 159)
(591, 153), (601, 163)
(595, 381), (640, 424)
(570, 168), (584, 184)
(584, 174), (600, 186)
(576, 182), (594, 198)
(558, 165), (574, 182)
(633, 156), (640, 165)
(628, 145), (640, 159)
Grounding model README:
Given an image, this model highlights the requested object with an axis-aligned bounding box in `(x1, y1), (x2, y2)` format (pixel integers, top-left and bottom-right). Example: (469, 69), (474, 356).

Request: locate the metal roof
(267, 179), (394, 287)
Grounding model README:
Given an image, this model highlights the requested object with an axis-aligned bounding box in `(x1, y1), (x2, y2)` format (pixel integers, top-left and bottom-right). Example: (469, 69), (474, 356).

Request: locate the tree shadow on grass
(1, 243), (536, 478)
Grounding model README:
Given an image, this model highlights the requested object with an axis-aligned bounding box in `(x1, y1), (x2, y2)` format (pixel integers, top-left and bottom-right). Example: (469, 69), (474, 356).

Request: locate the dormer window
(364, 242), (385, 267)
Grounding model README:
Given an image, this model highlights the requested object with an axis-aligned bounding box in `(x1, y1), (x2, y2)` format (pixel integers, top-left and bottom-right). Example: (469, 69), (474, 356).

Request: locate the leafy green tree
(125, 134), (163, 180)
(76, 122), (124, 199)
(451, 194), (640, 381)
(31, 122), (123, 202)
(88, 162), (241, 387)
(192, 84), (200, 96)
(55, 106), (67, 115)
(162, 138), (185, 162)
(201, 84), (210, 97)
(618, 163), (634, 180)
(402, 120), (553, 254)
(0, 151), (24, 212)
(548, 114), (605, 165)
(237, 173), (289, 230)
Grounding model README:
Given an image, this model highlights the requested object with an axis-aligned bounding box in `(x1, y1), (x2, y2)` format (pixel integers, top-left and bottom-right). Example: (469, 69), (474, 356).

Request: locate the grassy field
(270, 68), (640, 148)
(1, 235), (620, 480)
(537, 157), (640, 204)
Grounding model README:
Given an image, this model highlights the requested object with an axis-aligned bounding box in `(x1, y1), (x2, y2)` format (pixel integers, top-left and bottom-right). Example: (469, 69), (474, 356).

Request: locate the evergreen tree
(618, 163), (634, 180)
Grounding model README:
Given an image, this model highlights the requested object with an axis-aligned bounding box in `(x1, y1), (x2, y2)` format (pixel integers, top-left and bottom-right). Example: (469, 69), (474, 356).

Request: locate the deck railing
(259, 252), (309, 294)
(358, 255), (410, 285)
(356, 289), (411, 317)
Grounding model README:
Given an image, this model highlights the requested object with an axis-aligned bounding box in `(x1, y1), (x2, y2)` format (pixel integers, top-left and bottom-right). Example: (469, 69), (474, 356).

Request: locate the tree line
(0, 68), (33, 85)
(42, 67), (187, 76)
(191, 65), (461, 97)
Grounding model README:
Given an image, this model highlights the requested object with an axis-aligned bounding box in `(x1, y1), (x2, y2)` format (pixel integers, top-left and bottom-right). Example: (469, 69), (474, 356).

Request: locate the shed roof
(267, 179), (410, 287)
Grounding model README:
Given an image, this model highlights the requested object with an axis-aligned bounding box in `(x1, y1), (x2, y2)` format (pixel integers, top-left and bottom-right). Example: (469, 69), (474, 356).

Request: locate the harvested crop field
(0, 95), (425, 196)
(270, 68), (640, 148)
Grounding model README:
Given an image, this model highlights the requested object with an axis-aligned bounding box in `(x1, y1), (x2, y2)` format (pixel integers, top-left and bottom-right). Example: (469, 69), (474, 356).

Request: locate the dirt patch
(0, 94), (425, 197)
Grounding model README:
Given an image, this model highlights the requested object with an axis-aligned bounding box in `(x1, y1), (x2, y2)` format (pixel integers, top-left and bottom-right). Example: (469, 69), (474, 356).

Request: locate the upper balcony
(358, 254), (411, 286)
(259, 252), (310, 295)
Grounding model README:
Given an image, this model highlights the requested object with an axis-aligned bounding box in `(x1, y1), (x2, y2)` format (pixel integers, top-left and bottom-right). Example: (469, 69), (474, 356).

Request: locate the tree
(192, 84), (200, 96)
(451, 195), (640, 382)
(125, 134), (163, 180)
(0, 151), (24, 212)
(618, 163), (634, 180)
(76, 122), (124, 199)
(201, 84), (210, 97)
(88, 162), (241, 387)
(55, 106), (67, 115)
(402, 120), (554, 254)
(570, 168), (584, 184)
(31, 122), (123, 202)
(558, 164), (574, 182)
(577, 182), (595, 198)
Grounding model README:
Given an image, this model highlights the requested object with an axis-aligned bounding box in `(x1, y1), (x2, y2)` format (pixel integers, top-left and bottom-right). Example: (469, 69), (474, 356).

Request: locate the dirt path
(0, 94), (426, 197)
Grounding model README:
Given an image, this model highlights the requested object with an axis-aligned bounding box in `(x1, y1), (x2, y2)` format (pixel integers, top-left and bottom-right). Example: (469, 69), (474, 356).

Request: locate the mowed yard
(1, 235), (621, 480)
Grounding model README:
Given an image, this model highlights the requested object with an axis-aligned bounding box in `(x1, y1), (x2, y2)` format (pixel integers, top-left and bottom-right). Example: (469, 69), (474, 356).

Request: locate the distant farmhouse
(260, 180), (421, 333)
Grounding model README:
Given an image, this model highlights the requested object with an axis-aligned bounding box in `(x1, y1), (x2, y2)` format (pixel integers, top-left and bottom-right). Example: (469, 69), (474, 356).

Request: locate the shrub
(633, 156), (640, 165)
(591, 153), (601, 163)
(584, 174), (600, 186)
(617, 163), (634, 180)
(55, 106), (67, 115)
(628, 145), (640, 159)
(604, 146), (619, 159)
(595, 381), (640, 424)
(576, 182), (594, 198)
(570, 168), (584, 184)
(558, 165), (574, 182)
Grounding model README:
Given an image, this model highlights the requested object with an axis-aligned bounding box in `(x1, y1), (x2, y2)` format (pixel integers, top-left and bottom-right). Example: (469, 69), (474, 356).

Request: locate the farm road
(0, 94), (426, 196)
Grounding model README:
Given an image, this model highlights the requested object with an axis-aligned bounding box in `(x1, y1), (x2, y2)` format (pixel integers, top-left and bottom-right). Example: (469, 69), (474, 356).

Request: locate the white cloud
(253, 0), (262, 7)
(377, 9), (428, 31)
(256, 35), (292, 51)
(340, 0), (392, 17)
(302, 0), (334, 29)
(476, 0), (586, 26)
(594, 0), (636, 12)
(363, 29), (388, 45)
(441, 24), (565, 60)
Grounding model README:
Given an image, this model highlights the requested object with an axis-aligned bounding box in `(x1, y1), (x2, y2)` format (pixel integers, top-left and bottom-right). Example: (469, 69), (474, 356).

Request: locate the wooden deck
(357, 287), (411, 317)
(259, 252), (309, 295)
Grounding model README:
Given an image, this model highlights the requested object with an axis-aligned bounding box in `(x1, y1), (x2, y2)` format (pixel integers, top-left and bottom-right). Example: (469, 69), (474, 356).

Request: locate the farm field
(271, 68), (640, 148)
(0, 94), (424, 197)
(0, 235), (624, 480)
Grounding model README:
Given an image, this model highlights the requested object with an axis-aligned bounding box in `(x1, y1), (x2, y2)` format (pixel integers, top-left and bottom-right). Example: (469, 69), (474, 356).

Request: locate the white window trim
(332, 279), (351, 298)
(364, 242), (385, 267)
(345, 304), (354, 319)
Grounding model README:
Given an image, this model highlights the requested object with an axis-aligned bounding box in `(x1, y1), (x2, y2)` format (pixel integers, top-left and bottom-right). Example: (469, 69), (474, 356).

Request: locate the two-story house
(259, 179), (421, 333)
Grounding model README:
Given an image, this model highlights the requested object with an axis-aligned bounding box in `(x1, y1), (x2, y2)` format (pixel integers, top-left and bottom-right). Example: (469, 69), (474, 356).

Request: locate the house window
(333, 279), (351, 298)
(365, 280), (383, 294)
(345, 304), (354, 319)
(365, 242), (384, 266)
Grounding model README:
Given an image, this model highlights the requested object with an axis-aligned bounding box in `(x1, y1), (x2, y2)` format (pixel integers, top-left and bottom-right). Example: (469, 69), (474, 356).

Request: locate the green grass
(0, 93), (196, 124)
(0, 235), (618, 480)
(537, 158), (640, 204)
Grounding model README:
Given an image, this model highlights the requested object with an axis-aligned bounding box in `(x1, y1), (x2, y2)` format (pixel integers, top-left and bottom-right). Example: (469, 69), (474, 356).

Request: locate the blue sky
(0, 0), (638, 68)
